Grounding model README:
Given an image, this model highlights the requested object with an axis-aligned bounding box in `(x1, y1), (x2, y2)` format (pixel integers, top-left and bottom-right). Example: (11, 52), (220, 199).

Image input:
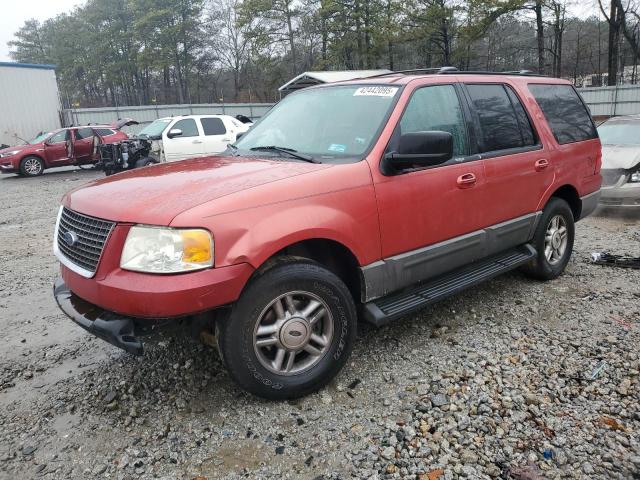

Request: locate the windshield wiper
(249, 145), (318, 163)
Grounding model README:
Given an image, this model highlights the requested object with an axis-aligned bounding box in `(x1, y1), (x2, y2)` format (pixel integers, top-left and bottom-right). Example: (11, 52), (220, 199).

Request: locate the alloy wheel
(544, 214), (568, 265)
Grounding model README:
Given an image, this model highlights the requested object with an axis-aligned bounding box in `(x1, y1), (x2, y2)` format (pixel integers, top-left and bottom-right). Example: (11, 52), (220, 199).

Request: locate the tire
(134, 157), (157, 168)
(521, 197), (575, 280)
(218, 260), (357, 400)
(19, 156), (44, 177)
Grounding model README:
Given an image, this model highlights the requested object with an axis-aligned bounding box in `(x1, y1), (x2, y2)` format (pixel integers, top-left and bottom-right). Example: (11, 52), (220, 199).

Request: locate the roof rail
(363, 67), (544, 79)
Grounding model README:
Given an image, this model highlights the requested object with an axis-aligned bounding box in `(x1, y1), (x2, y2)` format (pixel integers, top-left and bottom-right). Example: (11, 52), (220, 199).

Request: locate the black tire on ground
(19, 156), (45, 177)
(134, 157), (157, 168)
(521, 197), (575, 280)
(218, 259), (357, 400)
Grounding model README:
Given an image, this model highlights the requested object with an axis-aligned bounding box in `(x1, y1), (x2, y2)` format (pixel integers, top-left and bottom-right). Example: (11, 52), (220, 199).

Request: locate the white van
(137, 115), (252, 162)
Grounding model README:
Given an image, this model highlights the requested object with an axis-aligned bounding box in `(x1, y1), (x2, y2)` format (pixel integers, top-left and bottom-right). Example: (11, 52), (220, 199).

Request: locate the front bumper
(600, 182), (640, 208)
(54, 277), (146, 355)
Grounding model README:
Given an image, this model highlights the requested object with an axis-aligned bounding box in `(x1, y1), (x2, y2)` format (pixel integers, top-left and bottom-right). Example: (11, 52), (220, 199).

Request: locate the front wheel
(521, 197), (575, 280)
(218, 260), (357, 399)
(19, 156), (44, 177)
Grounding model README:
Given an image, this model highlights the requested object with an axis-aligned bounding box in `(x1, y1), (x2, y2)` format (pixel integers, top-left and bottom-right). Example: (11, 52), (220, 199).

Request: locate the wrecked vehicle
(137, 114), (252, 162)
(97, 138), (157, 176)
(597, 115), (640, 208)
(52, 70), (601, 399)
(0, 124), (128, 177)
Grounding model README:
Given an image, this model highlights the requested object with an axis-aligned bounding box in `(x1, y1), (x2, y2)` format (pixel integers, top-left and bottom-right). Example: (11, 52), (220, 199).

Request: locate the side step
(363, 245), (536, 327)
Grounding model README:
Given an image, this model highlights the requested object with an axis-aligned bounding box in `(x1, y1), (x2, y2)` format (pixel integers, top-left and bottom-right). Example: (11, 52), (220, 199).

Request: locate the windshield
(28, 132), (51, 144)
(598, 121), (640, 146)
(138, 119), (171, 138)
(234, 85), (400, 161)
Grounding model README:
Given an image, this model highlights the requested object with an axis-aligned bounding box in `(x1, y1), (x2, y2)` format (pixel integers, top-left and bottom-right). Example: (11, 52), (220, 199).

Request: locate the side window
(75, 128), (94, 140)
(94, 128), (115, 136)
(528, 84), (597, 144)
(467, 84), (531, 152)
(505, 87), (536, 146)
(201, 117), (226, 136)
(398, 84), (468, 158)
(48, 130), (69, 144)
(171, 119), (199, 138)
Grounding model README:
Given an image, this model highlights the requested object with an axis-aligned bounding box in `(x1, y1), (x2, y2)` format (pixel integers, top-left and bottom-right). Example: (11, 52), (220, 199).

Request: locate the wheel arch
(543, 184), (581, 220)
(251, 237), (364, 304)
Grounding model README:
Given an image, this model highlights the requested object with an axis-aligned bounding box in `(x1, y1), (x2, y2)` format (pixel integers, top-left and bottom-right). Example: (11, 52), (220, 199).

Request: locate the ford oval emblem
(63, 231), (79, 247)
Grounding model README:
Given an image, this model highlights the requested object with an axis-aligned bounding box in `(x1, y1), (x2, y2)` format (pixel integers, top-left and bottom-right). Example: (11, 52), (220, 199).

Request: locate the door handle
(222, 138), (231, 142)
(456, 173), (477, 188)
(192, 140), (203, 144)
(535, 158), (549, 171)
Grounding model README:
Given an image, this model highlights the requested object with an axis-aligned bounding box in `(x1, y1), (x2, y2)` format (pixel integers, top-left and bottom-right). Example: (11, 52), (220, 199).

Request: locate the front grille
(57, 208), (115, 274)
(601, 169), (624, 187)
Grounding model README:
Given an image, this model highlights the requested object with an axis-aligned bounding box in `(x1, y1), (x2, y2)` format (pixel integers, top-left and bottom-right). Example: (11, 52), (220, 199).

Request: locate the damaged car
(597, 115), (640, 208)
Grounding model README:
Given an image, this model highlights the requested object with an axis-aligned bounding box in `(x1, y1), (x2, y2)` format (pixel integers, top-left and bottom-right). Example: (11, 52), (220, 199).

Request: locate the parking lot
(0, 168), (638, 479)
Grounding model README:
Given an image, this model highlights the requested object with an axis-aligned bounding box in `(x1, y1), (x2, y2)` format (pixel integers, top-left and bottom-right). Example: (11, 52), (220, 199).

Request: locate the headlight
(630, 171), (640, 183)
(0, 150), (20, 158)
(120, 226), (213, 273)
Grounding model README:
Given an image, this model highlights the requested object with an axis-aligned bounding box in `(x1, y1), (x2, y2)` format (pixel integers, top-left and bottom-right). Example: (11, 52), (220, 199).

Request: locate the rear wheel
(218, 260), (357, 399)
(19, 156), (44, 177)
(521, 197), (575, 280)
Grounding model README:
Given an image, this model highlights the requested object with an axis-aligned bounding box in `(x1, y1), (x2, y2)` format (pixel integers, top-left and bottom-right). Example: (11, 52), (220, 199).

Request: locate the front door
(199, 117), (231, 155)
(44, 130), (72, 165)
(370, 83), (490, 292)
(163, 118), (204, 161)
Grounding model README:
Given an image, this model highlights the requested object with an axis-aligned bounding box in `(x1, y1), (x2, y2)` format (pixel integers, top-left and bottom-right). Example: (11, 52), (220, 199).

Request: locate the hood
(601, 144), (640, 170)
(110, 118), (139, 129)
(64, 156), (332, 225)
(0, 144), (33, 155)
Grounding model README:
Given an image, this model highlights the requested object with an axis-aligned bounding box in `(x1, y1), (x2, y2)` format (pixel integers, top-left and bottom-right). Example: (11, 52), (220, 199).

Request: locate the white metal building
(278, 70), (392, 97)
(0, 62), (61, 147)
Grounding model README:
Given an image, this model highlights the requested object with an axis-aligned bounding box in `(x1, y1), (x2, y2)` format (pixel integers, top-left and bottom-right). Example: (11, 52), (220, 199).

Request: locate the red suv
(52, 69), (602, 399)
(0, 125), (128, 176)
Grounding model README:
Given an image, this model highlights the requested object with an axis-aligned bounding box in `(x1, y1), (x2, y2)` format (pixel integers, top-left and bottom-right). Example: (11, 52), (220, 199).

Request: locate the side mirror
(235, 131), (245, 141)
(167, 128), (183, 139)
(382, 131), (453, 175)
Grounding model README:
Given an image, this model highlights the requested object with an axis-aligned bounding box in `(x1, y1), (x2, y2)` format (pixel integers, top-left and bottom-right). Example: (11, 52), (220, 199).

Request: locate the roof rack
(364, 67), (543, 79)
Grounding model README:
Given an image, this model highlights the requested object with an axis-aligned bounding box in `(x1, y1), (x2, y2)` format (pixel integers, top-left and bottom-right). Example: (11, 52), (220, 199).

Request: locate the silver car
(597, 116), (640, 208)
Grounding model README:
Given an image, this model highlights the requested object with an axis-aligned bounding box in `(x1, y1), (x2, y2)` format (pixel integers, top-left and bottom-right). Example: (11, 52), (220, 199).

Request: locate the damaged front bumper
(54, 277), (150, 355)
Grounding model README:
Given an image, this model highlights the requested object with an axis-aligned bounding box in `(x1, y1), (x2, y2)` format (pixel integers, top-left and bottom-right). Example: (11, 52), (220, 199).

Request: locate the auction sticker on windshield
(353, 86), (398, 97)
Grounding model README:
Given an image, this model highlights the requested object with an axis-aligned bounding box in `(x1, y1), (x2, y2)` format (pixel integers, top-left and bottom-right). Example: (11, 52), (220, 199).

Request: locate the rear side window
(94, 128), (115, 136)
(528, 84), (597, 144)
(172, 119), (199, 138)
(75, 128), (94, 139)
(201, 117), (226, 135)
(467, 84), (535, 152)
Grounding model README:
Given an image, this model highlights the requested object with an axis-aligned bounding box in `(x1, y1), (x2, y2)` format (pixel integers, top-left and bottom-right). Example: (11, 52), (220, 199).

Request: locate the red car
(52, 69), (602, 399)
(0, 125), (128, 176)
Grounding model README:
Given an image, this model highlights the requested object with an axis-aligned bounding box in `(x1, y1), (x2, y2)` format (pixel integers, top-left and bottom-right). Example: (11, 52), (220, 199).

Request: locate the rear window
(467, 84), (535, 152)
(528, 84), (597, 144)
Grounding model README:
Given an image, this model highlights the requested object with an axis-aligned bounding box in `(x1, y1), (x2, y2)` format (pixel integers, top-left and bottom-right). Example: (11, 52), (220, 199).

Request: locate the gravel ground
(0, 168), (639, 480)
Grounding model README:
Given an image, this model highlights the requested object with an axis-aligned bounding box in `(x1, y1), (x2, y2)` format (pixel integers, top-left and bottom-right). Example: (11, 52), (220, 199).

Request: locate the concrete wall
(0, 63), (61, 146)
(62, 103), (275, 135)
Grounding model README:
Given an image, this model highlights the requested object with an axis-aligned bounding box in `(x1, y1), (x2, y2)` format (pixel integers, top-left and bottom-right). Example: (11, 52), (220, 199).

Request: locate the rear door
(73, 127), (96, 163)
(461, 82), (553, 253)
(199, 117), (231, 155)
(162, 118), (204, 161)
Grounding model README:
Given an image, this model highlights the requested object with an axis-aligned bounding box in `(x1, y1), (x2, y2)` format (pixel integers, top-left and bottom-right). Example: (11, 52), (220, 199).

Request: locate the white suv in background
(137, 115), (252, 162)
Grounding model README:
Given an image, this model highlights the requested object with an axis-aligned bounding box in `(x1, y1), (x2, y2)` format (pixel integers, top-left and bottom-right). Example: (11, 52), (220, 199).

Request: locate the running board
(362, 245), (536, 327)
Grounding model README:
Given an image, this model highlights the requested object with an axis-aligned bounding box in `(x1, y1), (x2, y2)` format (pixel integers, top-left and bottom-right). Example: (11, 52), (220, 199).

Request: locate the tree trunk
(607, 0), (620, 85)
(535, 0), (545, 74)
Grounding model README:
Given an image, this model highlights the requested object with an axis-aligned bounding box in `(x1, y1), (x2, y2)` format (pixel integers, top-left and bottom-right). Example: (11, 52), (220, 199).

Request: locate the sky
(0, 0), (80, 61)
(0, 0), (603, 63)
